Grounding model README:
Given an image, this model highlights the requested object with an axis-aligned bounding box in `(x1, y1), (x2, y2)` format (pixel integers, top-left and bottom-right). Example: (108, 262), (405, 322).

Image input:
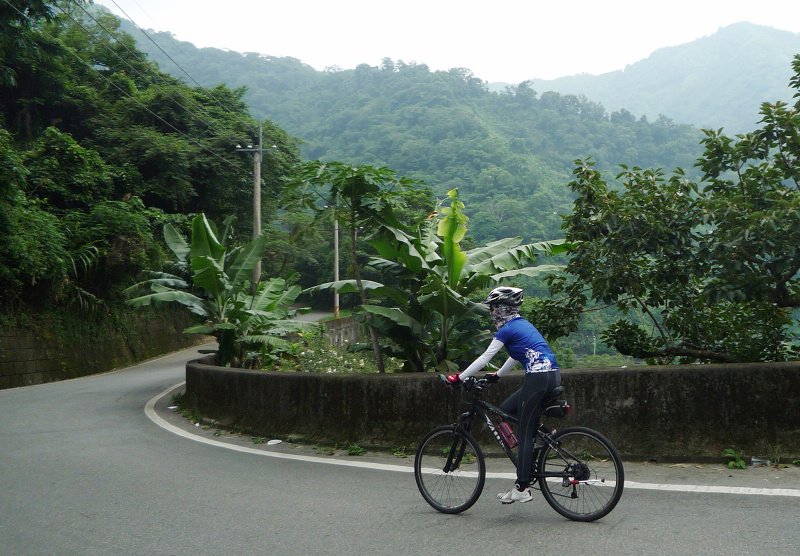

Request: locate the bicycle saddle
(544, 385), (564, 403)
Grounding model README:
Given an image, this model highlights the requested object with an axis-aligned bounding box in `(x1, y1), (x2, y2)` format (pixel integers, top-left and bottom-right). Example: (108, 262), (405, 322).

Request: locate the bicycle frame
(447, 379), (576, 486)
(418, 376), (624, 519)
(457, 397), (519, 465)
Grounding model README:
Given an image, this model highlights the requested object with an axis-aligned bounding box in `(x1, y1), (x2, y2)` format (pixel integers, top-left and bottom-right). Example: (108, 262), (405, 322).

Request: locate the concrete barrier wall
(185, 357), (800, 461)
(0, 307), (199, 389)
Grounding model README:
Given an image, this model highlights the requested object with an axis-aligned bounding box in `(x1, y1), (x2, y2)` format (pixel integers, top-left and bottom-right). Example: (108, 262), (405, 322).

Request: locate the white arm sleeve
(495, 357), (518, 376)
(459, 339), (505, 379)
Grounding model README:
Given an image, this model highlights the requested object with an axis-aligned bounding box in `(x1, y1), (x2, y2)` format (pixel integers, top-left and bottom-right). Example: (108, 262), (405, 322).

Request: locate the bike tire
(414, 425), (486, 514)
(537, 426), (624, 522)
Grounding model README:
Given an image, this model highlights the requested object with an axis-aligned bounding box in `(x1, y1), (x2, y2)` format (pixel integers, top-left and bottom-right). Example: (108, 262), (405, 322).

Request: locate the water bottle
(497, 421), (518, 448)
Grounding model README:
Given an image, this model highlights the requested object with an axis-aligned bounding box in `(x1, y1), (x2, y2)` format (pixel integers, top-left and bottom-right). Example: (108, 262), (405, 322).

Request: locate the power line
(104, 0), (257, 136)
(63, 0), (251, 143)
(1, 0), (241, 170)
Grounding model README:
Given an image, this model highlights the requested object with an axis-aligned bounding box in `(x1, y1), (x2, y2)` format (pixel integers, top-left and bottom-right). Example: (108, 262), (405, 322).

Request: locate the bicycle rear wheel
(537, 426), (624, 522)
(414, 425), (486, 514)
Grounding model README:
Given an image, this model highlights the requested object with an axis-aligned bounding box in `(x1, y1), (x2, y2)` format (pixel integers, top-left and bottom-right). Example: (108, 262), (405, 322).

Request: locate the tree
(695, 55), (800, 310)
(543, 56), (800, 363)
(127, 214), (312, 366)
(292, 161), (422, 372)
(0, 2), (304, 317)
(23, 126), (112, 210)
(1, 1), (60, 89)
(123, 25), (705, 246)
(0, 128), (106, 309)
(310, 189), (571, 371)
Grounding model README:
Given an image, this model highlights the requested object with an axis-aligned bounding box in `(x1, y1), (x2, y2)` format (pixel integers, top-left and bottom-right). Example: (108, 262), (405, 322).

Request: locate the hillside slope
(532, 22), (800, 133)
(109, 15), (796, 243)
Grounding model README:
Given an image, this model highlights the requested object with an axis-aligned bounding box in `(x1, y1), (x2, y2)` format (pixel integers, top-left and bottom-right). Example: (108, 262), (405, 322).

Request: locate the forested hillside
(534, 22), (800, 133)
(5, 3), (797, 367)
(117, 17), (704, 243)
(0, 2), (300, 310)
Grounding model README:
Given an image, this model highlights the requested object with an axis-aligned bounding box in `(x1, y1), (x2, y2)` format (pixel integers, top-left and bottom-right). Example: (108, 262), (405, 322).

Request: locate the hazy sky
(94, 0), (800, 83)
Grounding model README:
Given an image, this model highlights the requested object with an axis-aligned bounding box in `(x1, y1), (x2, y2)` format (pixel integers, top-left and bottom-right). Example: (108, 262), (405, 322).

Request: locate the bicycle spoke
(414, 426), (486, 514)
(537, 427), (624, 521)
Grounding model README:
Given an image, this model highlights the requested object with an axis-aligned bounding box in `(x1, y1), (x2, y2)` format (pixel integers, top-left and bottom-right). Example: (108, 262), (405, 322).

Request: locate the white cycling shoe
(497, 487), (533, 504)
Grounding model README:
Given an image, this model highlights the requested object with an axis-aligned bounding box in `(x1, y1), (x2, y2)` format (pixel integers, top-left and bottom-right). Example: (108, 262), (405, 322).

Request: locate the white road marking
(145, 382), (413, 473)
(623, 481), (800, 497)
(145, 383), (800, 498)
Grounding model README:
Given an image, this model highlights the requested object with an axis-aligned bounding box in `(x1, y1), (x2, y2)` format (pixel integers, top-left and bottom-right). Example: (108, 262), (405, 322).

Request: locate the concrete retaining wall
(0, 307), (199, 389)
(185, 358), (800, 461)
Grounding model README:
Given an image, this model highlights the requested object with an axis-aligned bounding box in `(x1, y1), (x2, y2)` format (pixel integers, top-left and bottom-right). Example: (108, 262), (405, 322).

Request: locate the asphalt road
(2, 345), (799, 555)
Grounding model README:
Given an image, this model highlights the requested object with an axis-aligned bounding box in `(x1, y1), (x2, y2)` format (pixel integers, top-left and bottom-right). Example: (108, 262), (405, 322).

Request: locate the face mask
(490, 304), (519, 329)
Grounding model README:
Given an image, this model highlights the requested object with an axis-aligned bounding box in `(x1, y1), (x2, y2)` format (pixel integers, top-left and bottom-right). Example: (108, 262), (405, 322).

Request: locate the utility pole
(235, 124), (263, 289)
(334, 216), (340, 318)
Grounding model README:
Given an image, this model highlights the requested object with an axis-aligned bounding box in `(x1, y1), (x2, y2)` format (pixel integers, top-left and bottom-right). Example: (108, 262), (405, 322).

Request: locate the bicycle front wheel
(414, 425), (486, 514)
(537, 426), (624, 522)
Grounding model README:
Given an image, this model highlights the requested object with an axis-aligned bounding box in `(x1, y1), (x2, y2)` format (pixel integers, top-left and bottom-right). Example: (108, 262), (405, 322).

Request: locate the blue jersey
(495, 317), (558, 373)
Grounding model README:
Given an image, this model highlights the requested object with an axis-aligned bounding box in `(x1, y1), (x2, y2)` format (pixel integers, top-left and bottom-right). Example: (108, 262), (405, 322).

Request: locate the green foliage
(23, 127), (112, 210)
(292, 161), (425, 372)
(0, 7), (301, 314)
(121, 25), (706, 244)
(549, 340), (577, 369)
(544, 56), (800, 363)
(696, 63), (800, 312)
(275, 329), (401, 374)
(62, 198), (165, 295)
(549, 158), (796, 362)
(127, 214), (314, 367)
(575, 353), (637, 369)
(723, 448), (747, 470)
(0, 129), (26, 201)
(7, 3), (799, 376)
(2, 194), (167, 310)
(307, 188), (572, 372)
(0, 197), (68, 293)
(345, 443), (366, 456)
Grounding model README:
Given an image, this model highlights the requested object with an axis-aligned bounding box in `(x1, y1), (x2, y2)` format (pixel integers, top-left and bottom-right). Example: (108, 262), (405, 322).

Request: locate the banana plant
(308, 189), (572, 371)
(126, 214), (313, 367)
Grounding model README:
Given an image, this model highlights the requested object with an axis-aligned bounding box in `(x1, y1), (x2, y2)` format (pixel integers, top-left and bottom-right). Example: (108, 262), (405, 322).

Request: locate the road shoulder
(149, 382), (800, 494)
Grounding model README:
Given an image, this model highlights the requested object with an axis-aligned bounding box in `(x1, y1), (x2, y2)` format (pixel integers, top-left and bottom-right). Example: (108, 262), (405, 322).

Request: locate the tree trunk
(216, 329), (236, 366)
(350, 224), (385, 373)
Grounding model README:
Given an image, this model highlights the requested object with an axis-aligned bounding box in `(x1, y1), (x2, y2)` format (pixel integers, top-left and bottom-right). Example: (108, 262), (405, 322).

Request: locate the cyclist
(446, 286), (561, 504)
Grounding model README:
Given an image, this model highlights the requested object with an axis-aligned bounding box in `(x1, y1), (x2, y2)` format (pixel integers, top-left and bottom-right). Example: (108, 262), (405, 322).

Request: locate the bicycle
(414, 375), (624, 520)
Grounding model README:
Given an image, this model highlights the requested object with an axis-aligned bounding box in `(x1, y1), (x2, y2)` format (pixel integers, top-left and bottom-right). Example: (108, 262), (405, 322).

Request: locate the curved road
(2, 345), (799, 555)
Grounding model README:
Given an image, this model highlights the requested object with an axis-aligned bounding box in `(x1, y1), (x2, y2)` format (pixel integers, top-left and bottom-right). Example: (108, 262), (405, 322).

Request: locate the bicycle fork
(442, 413), (474, 473)
(442, 435), (468, 473)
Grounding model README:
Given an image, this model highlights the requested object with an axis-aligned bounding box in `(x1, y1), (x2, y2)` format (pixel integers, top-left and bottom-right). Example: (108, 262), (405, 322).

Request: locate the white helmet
(483, 286), (523, 307)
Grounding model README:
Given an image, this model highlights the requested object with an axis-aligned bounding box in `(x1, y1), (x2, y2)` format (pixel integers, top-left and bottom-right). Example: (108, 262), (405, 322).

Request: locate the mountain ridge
(120, 16), (800, 134)
(528, 22), (800, 132)
(109, 14), (797, 243)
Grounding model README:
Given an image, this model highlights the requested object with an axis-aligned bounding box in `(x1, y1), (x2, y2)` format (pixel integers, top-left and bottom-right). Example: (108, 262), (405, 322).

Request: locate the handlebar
(438, 374), (489, 391)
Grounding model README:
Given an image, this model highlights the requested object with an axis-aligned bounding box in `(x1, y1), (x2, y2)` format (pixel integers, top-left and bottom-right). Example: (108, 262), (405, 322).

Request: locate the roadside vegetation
(2, 2), (798, 372)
